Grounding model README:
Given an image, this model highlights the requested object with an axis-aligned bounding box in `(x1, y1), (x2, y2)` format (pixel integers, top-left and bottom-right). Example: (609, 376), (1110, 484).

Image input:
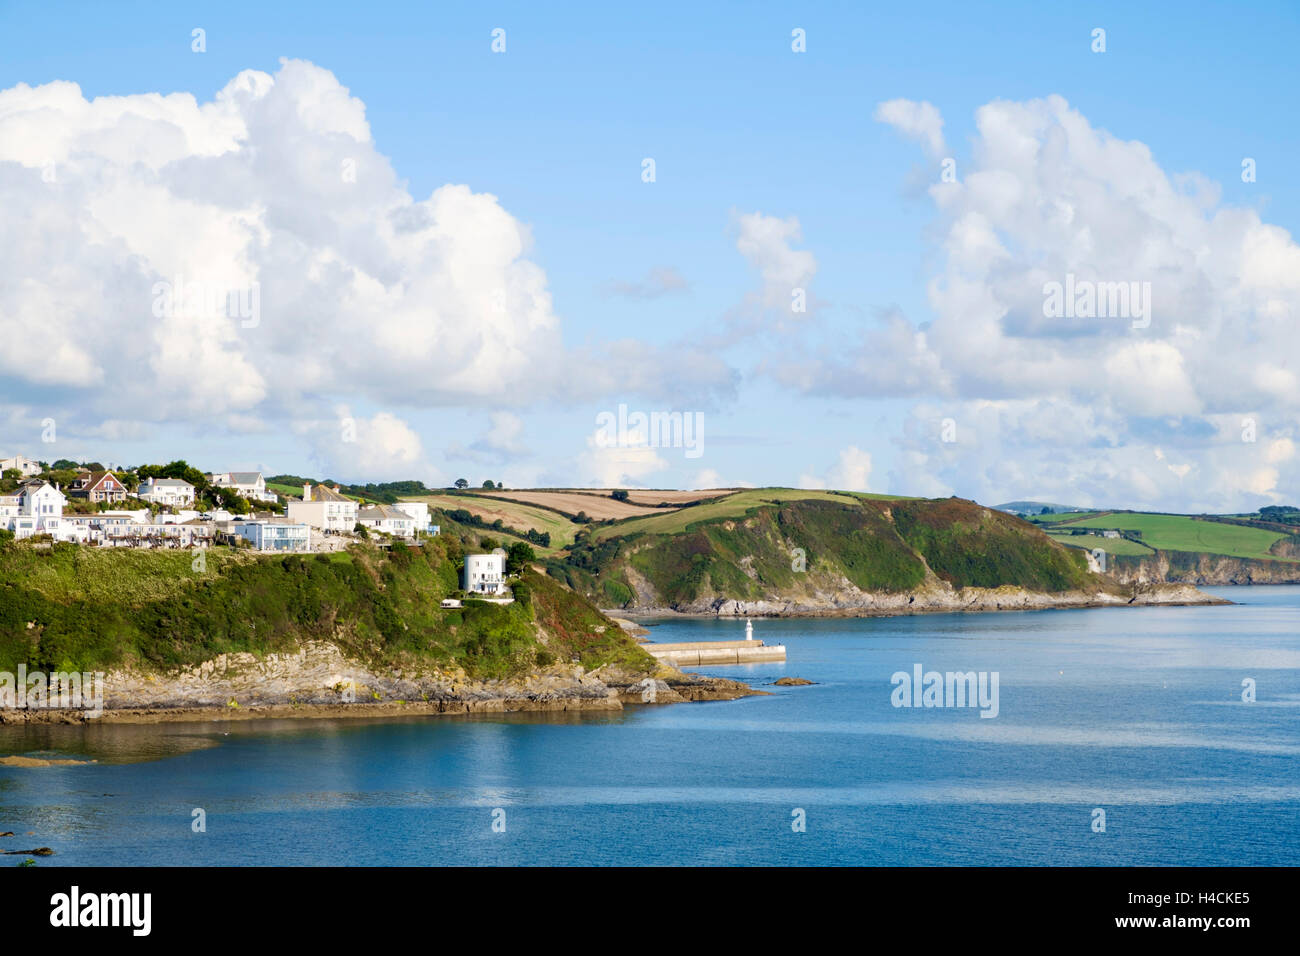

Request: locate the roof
(226, 472), (263, 485)
(359, 504), (410, 521)
(307, 484), (352, 502)
(80, 470), (123, 491)
(145, 478), (194, 488)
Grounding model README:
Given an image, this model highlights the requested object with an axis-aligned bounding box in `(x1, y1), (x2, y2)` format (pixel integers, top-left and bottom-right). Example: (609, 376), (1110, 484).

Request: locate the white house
(287, 483), (358, 533)
(4, 479), (70, 540)
(393, 500), (439, 535)
(0, 455), (42, 478)
(209, 471), (278, 503)
(137, 477), (196, 507)
(232, 520), (311, 552)
(357, 504), (416, 538)
(463, 550), (507, 594)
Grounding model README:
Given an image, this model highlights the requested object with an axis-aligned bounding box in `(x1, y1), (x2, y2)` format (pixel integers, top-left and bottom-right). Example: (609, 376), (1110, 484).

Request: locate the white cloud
(874, 98), (946, 158)
(577, 426), (669, 488)
(688, 468), (752, 490)
(0, 60), (735, 464)
(734, 211), (817, 310)
(306, 408), (439, 484)
(800, 446), (873, 492)
(604, 266), (690, 299)
(785, 93), (1300, 511)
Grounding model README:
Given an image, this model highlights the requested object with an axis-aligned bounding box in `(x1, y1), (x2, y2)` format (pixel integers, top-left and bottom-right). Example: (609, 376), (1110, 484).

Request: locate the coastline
(0, 641), (758, 727)
(603, 581), (1229, 619)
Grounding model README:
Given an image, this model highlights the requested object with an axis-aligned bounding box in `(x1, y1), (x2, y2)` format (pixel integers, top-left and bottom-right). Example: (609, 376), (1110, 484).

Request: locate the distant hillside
(544, 492), (1154, 615)
(995, 500), (1090, 516)
(1024, 508), (1300, 584)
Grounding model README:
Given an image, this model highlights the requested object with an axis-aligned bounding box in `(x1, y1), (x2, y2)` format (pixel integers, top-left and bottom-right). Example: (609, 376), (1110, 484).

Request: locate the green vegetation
(266, 475), (430, 504)
(889, 499), (1093, 591)
(587, 488), (888, 543)
(1030, 511), (1100, 524)
(1044, 531), (1156, 556)
(1047, 512), (1289, 560)
(408, 493), (577, 550)
(555, 495), (1098, 609)
(0, 534), (649, 680)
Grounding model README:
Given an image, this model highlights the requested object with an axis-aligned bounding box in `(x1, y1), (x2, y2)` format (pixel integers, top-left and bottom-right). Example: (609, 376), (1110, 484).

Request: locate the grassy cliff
(0, 535), (654, 678)
(549, 493), (1102, 610)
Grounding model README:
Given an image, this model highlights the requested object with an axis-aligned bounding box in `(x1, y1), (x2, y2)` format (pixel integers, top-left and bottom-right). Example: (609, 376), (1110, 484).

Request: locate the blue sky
(1, 1), (1297, 509)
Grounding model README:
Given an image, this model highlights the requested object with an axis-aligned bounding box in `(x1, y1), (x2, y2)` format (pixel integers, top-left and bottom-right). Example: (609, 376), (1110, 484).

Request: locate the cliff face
(550, 496), (1218, 615)
(1109, 550), (1300, 586)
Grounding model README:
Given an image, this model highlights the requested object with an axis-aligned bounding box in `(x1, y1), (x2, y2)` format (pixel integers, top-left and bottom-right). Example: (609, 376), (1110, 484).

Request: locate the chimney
(302, 483), (311, 501)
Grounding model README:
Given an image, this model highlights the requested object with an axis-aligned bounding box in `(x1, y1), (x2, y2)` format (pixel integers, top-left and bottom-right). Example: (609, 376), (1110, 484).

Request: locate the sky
(1, 0), (1297, 511)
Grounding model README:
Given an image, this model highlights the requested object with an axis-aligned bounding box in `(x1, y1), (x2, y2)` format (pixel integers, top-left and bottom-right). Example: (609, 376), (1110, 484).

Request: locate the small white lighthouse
(745, 617), (754, 641)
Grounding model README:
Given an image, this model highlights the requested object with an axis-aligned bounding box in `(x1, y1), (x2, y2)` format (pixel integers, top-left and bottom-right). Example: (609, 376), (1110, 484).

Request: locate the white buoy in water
(745, 617), (754, 641)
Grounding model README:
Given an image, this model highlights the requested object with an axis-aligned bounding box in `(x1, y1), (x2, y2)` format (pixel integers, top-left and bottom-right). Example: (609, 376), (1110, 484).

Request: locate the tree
(482, 479), (496, 489)
(454, 478), (469, 489)
(210, 487), (251, 514)
(1039, 506), (1051, 515)
(506, 541), (536, 574)
(611, 489), (630, 502)
(51, 459), (78, 470)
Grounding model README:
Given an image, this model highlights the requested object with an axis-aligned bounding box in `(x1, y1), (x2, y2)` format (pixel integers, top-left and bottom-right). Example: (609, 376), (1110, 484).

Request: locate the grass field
(405, 494), (578, 550)
(619, 489), (733, 505)
(1032, 511), (1101, 524)
(479, 490), (662, 520)
(1045, 531), (1156, 556)
(588, 488), (903, 542)
(1053, 512), (1289, 560)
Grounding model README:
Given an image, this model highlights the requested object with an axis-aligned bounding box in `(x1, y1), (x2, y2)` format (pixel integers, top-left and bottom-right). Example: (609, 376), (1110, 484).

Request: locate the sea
(2, 585), (1297, 866)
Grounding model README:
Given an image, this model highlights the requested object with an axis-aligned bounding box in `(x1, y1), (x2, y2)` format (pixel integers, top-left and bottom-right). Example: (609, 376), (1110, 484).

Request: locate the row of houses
(2, 473), (435, 551)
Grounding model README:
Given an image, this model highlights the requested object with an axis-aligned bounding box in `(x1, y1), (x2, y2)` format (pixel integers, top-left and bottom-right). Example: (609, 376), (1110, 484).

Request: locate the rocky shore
(0, 641), (757, 726)
(605, 580), (1226, 618)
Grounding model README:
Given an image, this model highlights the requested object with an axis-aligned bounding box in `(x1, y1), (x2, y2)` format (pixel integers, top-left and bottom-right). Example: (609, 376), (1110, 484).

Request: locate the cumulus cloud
(799, 446), (874, 492)
(688, 468), (752, 490)
(874, 99), (946, 158)
(734, 211), (817, 311)
(0, 60), (734, 463)
(577, 424), (669, 488)
(785, 94), (1300, 511)
(303, 408), (439, 485)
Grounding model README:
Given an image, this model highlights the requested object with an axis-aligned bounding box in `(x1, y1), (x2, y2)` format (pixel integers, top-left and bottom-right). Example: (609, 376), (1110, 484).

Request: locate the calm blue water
(3, 586), (1298, 866)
